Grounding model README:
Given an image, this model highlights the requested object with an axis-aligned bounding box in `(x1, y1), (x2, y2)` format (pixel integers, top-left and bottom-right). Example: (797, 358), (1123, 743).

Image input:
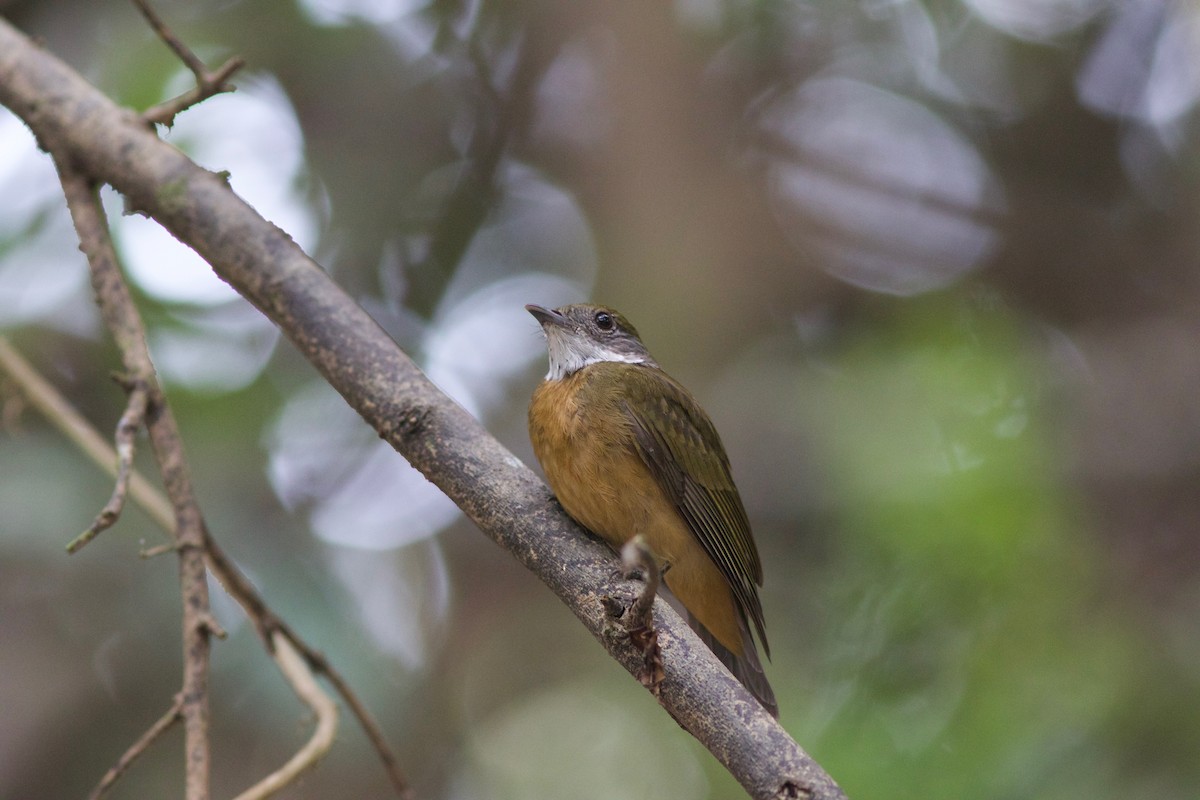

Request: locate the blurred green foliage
(803, 296), (1132, 799)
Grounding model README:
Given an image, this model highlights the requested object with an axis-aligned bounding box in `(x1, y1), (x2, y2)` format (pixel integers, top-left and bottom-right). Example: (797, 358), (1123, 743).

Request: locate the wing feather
(622, 370), (770, 656)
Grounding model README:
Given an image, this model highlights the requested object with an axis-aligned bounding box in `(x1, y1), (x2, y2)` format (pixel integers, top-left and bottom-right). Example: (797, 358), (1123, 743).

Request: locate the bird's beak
(526, 304), (569, 329)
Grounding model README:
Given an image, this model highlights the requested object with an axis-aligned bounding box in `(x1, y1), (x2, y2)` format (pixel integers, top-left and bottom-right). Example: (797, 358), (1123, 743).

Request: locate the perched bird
(526, 303), (776, 716)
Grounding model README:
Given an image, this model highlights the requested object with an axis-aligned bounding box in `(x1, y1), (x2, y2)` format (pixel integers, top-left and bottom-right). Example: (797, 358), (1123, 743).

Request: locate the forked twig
(131, 0), (244, 127)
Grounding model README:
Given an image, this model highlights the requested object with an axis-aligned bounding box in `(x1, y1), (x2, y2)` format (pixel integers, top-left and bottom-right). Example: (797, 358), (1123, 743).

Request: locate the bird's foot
(616, 536), (665, 694)
(621, 536), (661, 622)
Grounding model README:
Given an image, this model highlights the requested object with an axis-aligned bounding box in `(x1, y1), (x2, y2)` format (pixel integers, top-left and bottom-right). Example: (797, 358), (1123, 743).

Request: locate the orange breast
(528, 367), (742, 655)
(530, 370), (649, 546)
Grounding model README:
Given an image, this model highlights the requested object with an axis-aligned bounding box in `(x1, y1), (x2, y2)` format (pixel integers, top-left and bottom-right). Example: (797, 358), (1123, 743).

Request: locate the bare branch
(54, 161), (214, 800)
(130, 0), (244, 126)
(141, 56), (243, 128)
(86, 695), (183, 800)
(67, 379), (148, 553)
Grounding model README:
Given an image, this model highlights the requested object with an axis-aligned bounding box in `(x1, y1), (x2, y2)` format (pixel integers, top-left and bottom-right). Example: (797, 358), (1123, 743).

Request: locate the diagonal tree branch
(0, 19), (846, 800)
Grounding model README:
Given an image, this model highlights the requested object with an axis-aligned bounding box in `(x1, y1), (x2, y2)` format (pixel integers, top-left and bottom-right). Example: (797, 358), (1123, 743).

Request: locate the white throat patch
(544, 335), (651, 380)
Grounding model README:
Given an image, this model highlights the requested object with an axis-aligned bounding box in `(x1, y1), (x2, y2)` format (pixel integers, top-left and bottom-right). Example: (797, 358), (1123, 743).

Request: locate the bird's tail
(688, 610), (778, 718)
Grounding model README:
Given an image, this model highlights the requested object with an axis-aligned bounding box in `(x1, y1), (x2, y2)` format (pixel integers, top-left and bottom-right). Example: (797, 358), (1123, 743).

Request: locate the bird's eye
(594, 311), (614, 331)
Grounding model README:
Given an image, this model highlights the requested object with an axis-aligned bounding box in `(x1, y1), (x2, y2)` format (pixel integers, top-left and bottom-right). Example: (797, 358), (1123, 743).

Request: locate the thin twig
(67, 380), (148, 553)
(0, 338), (413, 799)
(141, 542), (177, 558)
(198, 609), (228, 641)
(231, 633), (339, 800)
(131, 0), (209, 78)
(141, 57), (243, 127)
(86, 695), (184, 800)
(55, 161), (214, 800)
(131, 0), (244, 127)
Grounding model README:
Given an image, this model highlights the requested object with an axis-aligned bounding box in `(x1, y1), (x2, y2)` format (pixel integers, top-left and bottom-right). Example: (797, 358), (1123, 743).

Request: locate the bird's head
(526, 303), (657, 380)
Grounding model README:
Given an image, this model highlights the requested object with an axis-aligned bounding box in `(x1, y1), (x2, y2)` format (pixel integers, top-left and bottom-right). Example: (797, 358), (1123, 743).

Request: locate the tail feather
(688, 610), (778, 718)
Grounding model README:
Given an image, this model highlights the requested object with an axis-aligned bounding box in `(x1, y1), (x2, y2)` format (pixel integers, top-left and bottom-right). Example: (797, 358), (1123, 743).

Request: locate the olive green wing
(622, 368), (769, 656)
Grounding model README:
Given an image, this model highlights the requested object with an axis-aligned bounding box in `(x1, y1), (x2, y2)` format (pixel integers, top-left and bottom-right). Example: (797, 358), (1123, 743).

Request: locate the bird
(525, 302), (776, 716)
